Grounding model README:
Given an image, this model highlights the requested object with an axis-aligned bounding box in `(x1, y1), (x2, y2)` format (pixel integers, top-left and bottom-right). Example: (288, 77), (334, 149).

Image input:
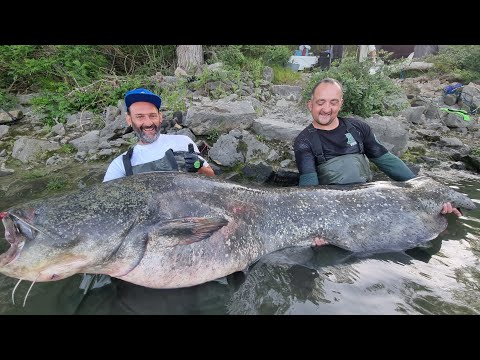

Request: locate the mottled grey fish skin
(0, 173), (475, 289)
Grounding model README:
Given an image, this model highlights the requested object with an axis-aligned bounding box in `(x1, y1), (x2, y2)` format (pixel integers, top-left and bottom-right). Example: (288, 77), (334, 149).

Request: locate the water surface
(1, 178), (479, 315)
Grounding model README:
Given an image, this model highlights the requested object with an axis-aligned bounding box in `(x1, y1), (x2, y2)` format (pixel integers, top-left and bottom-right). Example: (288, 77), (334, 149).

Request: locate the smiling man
(103, 88), (214, 182)
(81, 88), (215, 293)
(293, 78), (461, 216)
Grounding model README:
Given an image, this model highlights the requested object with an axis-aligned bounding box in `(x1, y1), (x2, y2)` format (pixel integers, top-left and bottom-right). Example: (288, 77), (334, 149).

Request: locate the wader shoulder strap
(344, 120), (364, 154)
(306, 120), (365, 164)
(122, 147), (134, 176)
(306, 124), (326, 164)
(165, 149), (179, 171)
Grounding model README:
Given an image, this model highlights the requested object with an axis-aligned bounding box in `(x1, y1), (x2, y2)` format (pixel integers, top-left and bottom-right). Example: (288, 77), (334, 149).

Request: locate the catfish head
(0, 201), (148, 283)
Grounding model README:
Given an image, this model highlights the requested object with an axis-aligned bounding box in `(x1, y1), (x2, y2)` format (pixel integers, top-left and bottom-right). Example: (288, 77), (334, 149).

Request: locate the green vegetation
(210, 85), (228, 99)
(0, 45), (175, 125)
(256, 134), (266, 142)
(207, 45), (293, 84)
(207, 128), (220, 143)
(59, 144), (76, 154)
(45, 176), (67, 192)
(471, 148), (480, 157)
(400, 150), (420, 163)
(5, 45), (294, 117)
(2, 44), (479, 129)
(230, 161), (246, 173)
(160, 83), (188, 112)
(210, 45), (292, 69)
(0, 45), (107, 92)
(424, 45), (480, 83)
(400, 145), (427, 164)
(272, 65), (301, 85)
(236, 140), (248, 155)
(0, 89), (17, 109)
(30, 75), (147, 126)
(23, 169), (48, 179)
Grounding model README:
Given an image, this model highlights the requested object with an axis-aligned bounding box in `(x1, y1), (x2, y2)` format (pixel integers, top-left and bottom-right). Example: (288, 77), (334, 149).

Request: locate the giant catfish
(0, 172), (476, 288)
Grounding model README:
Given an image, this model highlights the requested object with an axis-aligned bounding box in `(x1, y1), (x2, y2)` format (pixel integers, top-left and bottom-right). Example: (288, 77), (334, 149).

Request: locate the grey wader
(123, 147), (190, 175)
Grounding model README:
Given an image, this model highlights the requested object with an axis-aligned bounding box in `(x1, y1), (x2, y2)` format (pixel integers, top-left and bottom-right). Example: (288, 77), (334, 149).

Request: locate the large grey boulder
(12, 137), (61, 163)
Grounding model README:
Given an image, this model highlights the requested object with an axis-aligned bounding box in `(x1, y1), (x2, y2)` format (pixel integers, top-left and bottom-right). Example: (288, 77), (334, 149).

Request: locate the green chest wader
(316, 153), (372, 185)
(122, 148), (189, 176)
(306, 121), (373, 185)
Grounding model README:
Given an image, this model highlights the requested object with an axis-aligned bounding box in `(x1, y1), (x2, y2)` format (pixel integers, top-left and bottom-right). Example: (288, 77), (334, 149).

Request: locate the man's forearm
(370, 152), (415, 181)
(299, 172), (319, 186)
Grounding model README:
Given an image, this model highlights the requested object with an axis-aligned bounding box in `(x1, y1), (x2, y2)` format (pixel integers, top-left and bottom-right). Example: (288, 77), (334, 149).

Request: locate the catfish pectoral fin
(149, 216), (229, 245)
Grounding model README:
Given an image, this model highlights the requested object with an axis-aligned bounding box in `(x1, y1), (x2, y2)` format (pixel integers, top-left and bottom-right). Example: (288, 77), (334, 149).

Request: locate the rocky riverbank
(1, 70), (480, 209)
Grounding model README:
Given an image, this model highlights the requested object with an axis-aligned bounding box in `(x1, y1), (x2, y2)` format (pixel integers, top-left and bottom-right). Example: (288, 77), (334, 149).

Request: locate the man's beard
(131, 123), (160, 144)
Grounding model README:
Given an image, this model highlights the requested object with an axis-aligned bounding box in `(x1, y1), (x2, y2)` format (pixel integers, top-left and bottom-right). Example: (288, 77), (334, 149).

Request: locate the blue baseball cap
(124, 88), (162, 109)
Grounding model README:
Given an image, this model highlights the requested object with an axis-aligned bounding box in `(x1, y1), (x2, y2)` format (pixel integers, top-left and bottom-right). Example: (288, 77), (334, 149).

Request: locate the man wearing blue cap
(103, 88), (215, 181)
(79, 88), (215, 294)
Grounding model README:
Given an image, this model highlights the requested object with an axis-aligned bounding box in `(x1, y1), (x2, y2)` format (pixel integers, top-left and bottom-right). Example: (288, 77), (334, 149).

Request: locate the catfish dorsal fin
(148, 216), (229, 246)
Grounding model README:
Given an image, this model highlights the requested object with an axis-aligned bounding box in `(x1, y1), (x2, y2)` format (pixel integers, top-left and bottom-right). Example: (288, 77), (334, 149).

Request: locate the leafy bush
(31, 75), (148, 126)
(0, 89), (17, 110)
(212, 45), (292, 68)
(0, 45), (108, 92)
(0, 45), (292, 126)
(191, 67), (242, 98)
(97, 45), (176, 75)
(210, 45), (293, 84)
(159, 84), (188, 112)
(0, 45), (175, 125)
(215, 46), (246, 68)
(304, 56), (407, 118)
(424, 45), (480, 83)
(243, 57), (264, 84)
(240, 45), (292, 66)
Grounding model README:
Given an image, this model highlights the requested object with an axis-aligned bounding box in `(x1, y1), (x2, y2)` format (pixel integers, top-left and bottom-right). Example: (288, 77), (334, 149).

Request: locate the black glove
(184, 143), (204, 172)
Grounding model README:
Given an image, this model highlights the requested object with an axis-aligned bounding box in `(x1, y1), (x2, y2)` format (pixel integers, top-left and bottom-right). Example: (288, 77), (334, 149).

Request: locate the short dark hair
(310, 78), (344, 98)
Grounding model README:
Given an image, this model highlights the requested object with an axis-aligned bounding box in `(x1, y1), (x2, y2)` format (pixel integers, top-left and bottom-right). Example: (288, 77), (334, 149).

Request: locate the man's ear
(126, 114), (132, 126)
(307, 99), (313, 112)
(158, 112), (163, 123)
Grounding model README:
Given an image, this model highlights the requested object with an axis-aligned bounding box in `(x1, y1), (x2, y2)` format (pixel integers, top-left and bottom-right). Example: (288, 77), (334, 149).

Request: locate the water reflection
(1, 273), (240, 315)
(79, 278), (234, 315)
(1, 274), (88, 315)
(227, 244), (479, 315)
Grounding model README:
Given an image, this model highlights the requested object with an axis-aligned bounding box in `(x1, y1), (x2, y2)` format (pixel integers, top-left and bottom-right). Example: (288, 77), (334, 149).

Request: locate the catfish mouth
(0, 211), (36, 267)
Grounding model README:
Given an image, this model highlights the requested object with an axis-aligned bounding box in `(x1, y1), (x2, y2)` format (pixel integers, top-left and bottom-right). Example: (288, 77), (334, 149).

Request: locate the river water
(0, 177), (479, 315)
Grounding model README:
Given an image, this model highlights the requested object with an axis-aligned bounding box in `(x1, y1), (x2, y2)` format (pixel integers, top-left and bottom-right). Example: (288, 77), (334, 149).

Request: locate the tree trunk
(176, 45), (204, 73)
(357, 45), (376, 62)
(331, 45), (344, 62)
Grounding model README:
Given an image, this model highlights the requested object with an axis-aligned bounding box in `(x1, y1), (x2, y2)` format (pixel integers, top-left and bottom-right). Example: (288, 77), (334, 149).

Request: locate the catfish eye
(13, 219), (36, 239)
